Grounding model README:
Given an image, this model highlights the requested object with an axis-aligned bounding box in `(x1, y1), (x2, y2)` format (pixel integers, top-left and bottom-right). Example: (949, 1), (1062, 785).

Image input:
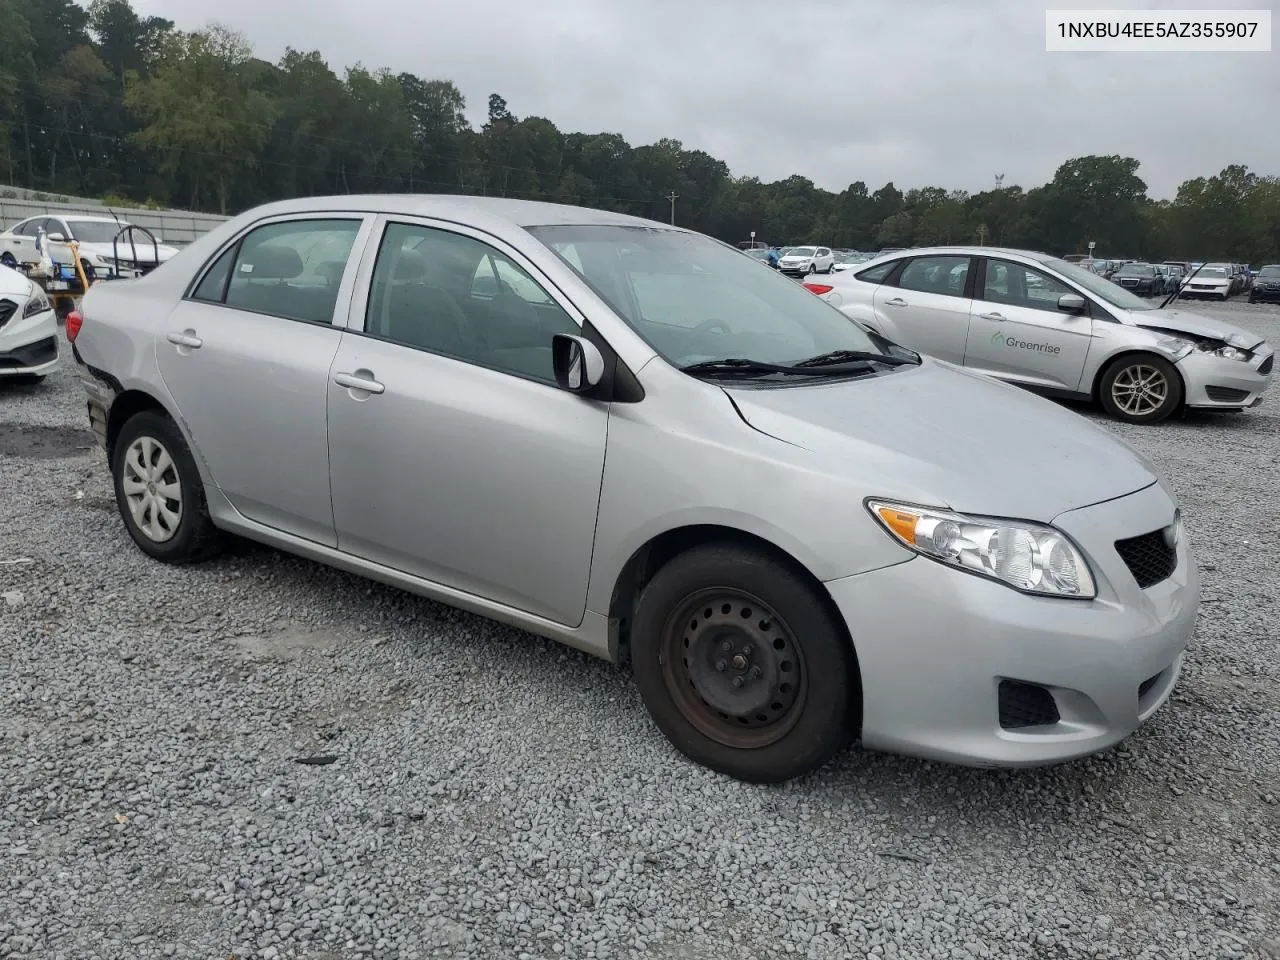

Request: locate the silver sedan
(811, 246), (1274, 423)
(70, 198), (1198, 782)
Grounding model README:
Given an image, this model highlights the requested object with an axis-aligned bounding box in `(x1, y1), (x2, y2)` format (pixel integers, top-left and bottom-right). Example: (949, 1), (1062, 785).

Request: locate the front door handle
(979, 312), (1007, 322)
(883, 297), (908, 307)
(334, 371), (385, 395)
(166, 330), (203, 348)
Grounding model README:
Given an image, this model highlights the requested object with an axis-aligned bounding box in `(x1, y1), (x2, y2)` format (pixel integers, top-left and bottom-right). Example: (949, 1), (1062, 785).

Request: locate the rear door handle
(334, 371), (385, 395)
(166, 330), (203, 348)
(979, 312), (1007, 322)
(884, 297), (908, 307)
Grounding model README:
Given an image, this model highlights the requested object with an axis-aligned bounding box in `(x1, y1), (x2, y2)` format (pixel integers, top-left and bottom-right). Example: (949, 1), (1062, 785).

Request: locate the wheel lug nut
(715, 660), (727, 672)
(720, 640), (733, 653)
(748, 666), (762, 680)
(732, 676), (744, 688)
(742, 644), (753, 656)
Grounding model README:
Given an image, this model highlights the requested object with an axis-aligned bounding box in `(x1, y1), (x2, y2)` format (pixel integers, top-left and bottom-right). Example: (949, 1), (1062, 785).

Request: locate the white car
(1179, 264), (1233, 300)
(0, 214), (179, 279)
(0, 263), (58, 381)
(777, 245), (835, 276)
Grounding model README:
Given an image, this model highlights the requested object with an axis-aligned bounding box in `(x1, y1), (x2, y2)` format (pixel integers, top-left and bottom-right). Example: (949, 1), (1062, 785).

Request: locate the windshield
(527, 225), (892, 371)
(1196, 267), (1228, 277)
(785, 247), (816, 257)
(66, 220), (134, 243)
(1258, 265), (1280, 277)
(1117, 264), (1154, 276)
(1042, 257), (1156, 311)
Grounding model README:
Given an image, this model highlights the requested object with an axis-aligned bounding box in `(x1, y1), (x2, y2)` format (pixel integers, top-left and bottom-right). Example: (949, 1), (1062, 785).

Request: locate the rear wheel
(0, 252), (17, 269)
(1099, 354), (1183, 424)
(631, 543), (857, 783)
(112, 411), (223, 563)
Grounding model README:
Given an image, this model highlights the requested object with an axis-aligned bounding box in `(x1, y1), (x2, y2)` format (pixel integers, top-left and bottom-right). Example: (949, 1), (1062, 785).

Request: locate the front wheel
(1099, 354), (1183, 424)
(112, 411), (224, 563)
(631, 543), (858, 783)
(807, 264), (816, 275)
(0, 252), (17, 269)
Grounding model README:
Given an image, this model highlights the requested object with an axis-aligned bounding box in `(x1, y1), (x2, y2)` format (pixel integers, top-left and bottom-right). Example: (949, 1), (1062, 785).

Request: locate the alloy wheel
(121, 436), (184, 542)
(1110, 364), (1169, 418)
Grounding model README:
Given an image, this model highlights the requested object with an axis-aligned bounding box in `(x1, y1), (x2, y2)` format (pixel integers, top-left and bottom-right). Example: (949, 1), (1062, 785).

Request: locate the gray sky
(132, 0), (1278, 199)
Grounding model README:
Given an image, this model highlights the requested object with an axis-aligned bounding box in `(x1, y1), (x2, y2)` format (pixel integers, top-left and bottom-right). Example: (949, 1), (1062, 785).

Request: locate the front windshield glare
(1043, 257), (1156, 311)
(788, 247), (816, 256)
(527, 225), (890, 369)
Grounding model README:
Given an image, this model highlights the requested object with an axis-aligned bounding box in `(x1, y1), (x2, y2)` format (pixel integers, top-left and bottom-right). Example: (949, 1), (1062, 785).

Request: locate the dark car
(1250, 264), (1280, 304)
(1111, 262), (1162, 296)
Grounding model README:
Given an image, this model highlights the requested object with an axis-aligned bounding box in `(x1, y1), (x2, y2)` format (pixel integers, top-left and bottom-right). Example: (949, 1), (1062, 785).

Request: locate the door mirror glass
(1057, 293), (1087, 312)
(553, 334), (605, 392)
(46, 232), (65, 242)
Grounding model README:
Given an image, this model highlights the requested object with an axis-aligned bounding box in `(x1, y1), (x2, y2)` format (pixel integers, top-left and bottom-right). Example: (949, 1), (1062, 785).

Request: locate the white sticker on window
(240, 263), (254, 273)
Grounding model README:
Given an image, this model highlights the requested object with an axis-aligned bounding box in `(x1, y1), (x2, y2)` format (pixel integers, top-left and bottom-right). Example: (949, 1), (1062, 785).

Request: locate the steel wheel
(121, 435), (183, 543)
(1109, 363), (1169, 418)
(660, 587), (807, 750)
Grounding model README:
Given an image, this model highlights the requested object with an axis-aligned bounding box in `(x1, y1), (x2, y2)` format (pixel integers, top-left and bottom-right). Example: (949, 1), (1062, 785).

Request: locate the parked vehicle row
(68, 196), (1235, 785)
(1, 214), (180, 279)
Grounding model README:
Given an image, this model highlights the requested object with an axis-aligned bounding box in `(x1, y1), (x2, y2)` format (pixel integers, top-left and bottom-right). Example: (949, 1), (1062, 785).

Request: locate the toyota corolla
(70, 198), (1199, 782)
(811, 246), (1273, 423)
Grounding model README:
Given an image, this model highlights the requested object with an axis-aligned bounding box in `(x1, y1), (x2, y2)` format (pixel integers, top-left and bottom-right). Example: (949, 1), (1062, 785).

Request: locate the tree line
(3, 0), (1279, 265)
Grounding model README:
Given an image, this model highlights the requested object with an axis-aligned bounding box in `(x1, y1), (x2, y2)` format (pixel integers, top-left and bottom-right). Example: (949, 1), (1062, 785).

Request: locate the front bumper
(0, 308), (59, 376)
(825, 482), (1198, 767)
(779, 263), (814, 275)
(1182, 284), (1231, 298)
(1249, 285), (1280, 302)
(1178, 343), (1273, 409)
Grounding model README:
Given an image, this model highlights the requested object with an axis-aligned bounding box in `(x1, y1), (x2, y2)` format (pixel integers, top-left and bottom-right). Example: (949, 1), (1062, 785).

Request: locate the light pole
(665, 191), (678, 225)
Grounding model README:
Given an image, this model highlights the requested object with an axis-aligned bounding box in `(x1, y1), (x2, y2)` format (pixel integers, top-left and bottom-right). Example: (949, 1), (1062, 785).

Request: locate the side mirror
(46, 232), (65, 242)
(1057, 293), (1087, 313)
(552, 333), (605, 393)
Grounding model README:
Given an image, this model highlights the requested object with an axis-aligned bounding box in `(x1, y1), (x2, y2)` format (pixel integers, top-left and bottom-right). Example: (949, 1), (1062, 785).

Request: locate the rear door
(155, 214), (373, 546)
(963, 257), (1094, 391)
(872, 254), (975, 365)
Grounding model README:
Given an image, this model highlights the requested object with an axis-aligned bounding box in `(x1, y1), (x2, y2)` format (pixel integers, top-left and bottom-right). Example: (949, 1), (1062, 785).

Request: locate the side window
(897, 256), (971, 298)
(364, 222), (579, 383)
(221, 219), (360, 324)
(855, 261), (896, 284)
(10, 220), (35, 237)
(983, 260), (1073, 312)
(191, 244), (239, 303)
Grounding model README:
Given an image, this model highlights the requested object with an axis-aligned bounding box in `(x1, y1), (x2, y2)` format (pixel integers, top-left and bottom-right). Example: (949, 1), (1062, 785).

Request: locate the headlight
(1156, 337), (1194, 360)
(22, 289), (51, 318)
(867, 500), (1097, 599)
(1196, 343), (1250, 361)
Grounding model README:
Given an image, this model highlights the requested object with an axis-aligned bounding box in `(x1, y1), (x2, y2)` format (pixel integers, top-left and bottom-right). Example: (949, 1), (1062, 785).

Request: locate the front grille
(1259, 355), (1273, 375)
(0, 335), (57, 369)
(0, 298), (15, 330)
(1205, 385), (1250, 403)
(1115, 529), (1177, 589)
(998, 680), (1060, 729)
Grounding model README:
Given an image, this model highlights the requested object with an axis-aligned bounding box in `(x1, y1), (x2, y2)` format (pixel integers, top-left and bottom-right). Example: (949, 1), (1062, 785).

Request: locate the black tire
(807, 264), (816, 275)
(0, 252), (17, 269)
(1098, 354), (1183, 424)
(7, 374), (45, 385)
(112, 411), (223, 563)
(631, 543), (857, 783)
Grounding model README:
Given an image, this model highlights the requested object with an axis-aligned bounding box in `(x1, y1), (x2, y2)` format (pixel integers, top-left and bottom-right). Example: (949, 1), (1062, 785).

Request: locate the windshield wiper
(792, 348), (918, 368)
(680, 358), (830, 377)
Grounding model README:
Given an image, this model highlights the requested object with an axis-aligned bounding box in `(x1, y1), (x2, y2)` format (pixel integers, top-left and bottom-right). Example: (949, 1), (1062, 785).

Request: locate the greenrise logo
(990, 330), (1061, 354)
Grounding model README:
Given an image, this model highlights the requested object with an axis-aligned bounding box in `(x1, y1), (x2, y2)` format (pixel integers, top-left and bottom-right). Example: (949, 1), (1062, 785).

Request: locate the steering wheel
(693, 319), (732, 336)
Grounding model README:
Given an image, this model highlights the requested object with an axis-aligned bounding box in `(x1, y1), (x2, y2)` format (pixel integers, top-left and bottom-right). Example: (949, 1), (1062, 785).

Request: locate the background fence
(0, 187), (229, 246)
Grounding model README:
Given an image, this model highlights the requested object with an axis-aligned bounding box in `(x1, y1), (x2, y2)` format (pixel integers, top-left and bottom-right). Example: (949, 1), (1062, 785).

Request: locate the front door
(963, 258), (1095, 391)
(326, 218), (609, 626)
(873, 254), (975, 365)
(155, 215), (369, 545)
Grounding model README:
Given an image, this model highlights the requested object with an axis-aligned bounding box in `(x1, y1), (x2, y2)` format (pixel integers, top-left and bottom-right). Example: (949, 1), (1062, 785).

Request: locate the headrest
(393, 249), (429, 281)
(241, 243), (303, 280)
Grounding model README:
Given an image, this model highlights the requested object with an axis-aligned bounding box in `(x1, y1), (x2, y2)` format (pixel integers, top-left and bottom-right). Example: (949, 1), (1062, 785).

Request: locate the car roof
(231, 194), (665, 230)
(864, 245), (1059, 262)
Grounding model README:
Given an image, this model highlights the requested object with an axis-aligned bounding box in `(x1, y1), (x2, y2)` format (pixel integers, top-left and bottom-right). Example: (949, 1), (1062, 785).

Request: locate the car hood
(1133, 308), (1266, 349)
(723, 361), (1158, 522)
(0, 264), (34, 297)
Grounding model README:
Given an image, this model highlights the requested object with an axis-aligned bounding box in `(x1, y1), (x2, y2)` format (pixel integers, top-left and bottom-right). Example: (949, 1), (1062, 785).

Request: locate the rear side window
(854, 261), (896, 283)
(191, 219), (361, 325)
(896, 256), (971, 298)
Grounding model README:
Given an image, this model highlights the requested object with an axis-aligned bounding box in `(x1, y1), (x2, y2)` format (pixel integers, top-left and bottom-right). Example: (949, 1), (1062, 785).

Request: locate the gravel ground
(1, 299), (1278, 960)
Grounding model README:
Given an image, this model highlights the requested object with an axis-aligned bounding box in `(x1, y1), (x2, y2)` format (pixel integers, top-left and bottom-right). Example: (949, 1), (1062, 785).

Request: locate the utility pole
(665, 191), (678, 225)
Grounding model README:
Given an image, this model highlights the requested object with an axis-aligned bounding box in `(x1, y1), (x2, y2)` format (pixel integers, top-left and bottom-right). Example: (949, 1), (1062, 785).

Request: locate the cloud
(132, 0), (1279, 198)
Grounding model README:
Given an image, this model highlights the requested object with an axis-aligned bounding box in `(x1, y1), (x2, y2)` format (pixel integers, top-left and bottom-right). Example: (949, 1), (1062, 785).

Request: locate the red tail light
(66, 310), (83, 342)
(802, 282), (834, 296)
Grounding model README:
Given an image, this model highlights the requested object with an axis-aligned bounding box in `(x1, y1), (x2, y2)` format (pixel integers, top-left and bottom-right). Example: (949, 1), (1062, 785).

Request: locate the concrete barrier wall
(0, 192), (229, 246)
